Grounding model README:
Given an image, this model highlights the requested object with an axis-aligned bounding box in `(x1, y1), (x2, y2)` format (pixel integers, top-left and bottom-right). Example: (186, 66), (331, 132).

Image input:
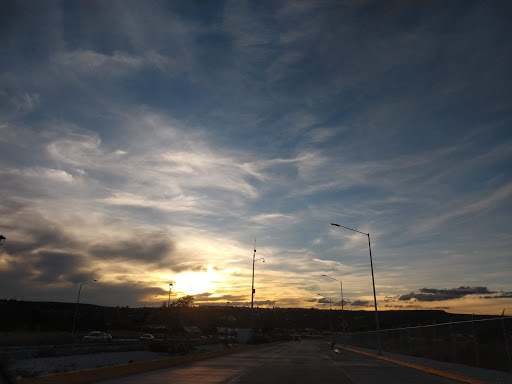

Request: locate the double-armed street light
(321, 274), (346, 344)
(251, 246), (265, 344)
(72, 279), (97, 337)
(330, 222), (381, 355)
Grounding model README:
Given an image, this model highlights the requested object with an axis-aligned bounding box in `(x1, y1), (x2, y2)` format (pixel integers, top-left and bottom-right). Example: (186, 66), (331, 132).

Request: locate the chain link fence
(340, 316), (512, 372)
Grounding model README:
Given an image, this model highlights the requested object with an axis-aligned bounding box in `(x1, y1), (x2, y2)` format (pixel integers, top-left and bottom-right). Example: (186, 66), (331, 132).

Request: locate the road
(94, 339), (461, 384)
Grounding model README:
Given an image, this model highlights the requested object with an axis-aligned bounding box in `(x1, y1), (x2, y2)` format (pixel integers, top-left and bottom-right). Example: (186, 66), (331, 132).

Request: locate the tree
(171, 295), (194, 308)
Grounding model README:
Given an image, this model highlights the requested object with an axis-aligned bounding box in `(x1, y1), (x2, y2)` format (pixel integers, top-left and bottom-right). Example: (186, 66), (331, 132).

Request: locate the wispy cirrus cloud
(0, 1), (510, 313)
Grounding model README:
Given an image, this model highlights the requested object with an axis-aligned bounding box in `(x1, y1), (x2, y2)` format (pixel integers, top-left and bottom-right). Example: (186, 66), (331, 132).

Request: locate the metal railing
(341, 316), (512, 372)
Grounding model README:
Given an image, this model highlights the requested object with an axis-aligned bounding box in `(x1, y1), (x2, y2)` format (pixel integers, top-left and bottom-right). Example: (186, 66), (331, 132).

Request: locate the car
(293, 335), (301, 341)
(139, 333), (155, 340)
(83, 331), (109, 342)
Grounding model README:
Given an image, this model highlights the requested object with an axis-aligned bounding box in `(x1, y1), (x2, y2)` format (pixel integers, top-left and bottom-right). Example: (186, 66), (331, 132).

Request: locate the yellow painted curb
(338, 345), (489, 384)
(17, 343), (282, 384)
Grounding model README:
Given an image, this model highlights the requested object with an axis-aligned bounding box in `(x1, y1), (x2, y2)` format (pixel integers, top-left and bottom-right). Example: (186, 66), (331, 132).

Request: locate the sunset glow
(0, 2), (510, 316)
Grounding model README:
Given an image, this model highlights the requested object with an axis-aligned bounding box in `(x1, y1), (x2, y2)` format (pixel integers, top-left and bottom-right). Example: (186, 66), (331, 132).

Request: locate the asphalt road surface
(94, 339), (461, 384)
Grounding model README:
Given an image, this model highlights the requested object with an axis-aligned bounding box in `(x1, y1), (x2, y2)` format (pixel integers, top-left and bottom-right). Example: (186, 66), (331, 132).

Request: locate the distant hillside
(0, 299), (494, 334)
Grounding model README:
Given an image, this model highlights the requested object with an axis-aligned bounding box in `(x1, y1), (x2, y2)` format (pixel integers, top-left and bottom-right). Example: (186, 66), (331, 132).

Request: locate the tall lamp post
(251, 246), (265, 344)
(331, 222), (381, 355)
(321, 274), (345, 345)
(72, 279), (97, 337)
(165, 283), (173, 340)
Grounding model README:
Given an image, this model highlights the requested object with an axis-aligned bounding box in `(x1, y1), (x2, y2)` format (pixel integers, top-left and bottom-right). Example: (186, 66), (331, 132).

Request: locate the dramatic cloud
(399, 287), (496, 302)
(0, 2), (510, 313)
(482, 291), (512, 299)
(89, 233), (175, 265)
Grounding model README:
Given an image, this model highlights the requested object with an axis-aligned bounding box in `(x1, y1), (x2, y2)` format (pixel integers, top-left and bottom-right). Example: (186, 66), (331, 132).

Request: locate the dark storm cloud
(399, 286), (495, 302)
(1, 206), (80, 256)
(317, 298), (330, 304)
(351, 300), (370, 307)
(0, 206), (96, 286)
(0, 201), (183, 305)
(34, 251), (90, 283)
(482, 291), (512, 299)
(89, 232), (174, 265)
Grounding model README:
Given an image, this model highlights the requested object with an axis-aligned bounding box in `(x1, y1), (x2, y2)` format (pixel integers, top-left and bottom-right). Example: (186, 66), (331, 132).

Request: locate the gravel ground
(9, 344), (232, 378)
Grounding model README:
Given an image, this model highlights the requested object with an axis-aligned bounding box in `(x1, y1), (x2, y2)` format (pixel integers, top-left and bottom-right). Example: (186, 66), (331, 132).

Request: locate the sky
(0, 1), (511, 315)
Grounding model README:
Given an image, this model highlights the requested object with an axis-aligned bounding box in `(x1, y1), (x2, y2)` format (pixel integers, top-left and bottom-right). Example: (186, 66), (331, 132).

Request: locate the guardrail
(338, 316), (512, 372)
(0, 337), (224, 360)
(0, 341), (148, 360)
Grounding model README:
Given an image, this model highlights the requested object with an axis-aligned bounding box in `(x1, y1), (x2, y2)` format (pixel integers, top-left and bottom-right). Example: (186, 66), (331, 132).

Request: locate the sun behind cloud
(173, 266), (221, 297)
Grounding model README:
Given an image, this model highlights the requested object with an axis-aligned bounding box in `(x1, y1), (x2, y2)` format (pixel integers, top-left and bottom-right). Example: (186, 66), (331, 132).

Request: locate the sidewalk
(339, 345), (511, 384)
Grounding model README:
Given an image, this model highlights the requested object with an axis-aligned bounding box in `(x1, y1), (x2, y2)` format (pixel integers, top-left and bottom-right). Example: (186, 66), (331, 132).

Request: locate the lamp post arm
(331, 223), (368, 236)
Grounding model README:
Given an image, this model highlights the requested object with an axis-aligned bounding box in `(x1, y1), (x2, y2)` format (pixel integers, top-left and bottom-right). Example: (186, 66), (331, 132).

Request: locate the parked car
(293, 335), (301, 341)
(83, 331), (109, 342)
(139, 333), (155, 341)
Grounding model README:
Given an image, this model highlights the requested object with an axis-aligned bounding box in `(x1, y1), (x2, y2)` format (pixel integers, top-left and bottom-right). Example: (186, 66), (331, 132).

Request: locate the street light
(331, 222), (381, 355)
(72, 279), (97, 337)
(165, 283), (173, 340)
(0, 235), (5, 245)
(321, 274), (346, 345)
(251, 245), (265, 344)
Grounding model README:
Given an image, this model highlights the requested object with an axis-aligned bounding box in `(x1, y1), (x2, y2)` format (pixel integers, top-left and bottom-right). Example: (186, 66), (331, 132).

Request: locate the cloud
(312, 258), (348, 269)
(227, 300), (276, 307)
(399, 287), (495, 302)
(250, 213), (297, 223)
(89, 232), (175, 265)
(351, 300), (370, 307)
(0, 1), (510, 313)
(482, 291), (512, 299)
(51, 49), (172, 78)
(192, 292), (247, 303)
(0, 92), (40, 119)
(412, 181), (512, 234)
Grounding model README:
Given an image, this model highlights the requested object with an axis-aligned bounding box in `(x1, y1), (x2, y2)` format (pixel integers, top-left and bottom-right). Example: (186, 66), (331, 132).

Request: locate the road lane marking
(226, 372), (246, 384)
